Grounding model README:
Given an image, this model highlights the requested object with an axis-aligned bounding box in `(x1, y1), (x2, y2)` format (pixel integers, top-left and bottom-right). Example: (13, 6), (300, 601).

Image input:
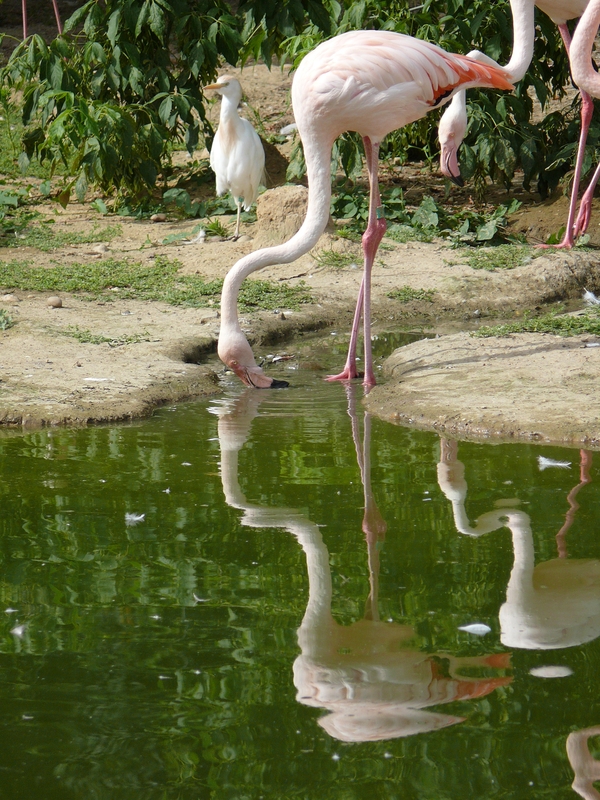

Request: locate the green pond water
(1, 336), (600, 800)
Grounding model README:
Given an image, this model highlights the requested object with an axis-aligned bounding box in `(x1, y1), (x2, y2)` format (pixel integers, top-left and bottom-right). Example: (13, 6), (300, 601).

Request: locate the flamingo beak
(440, 143), (464, 187)
(230, 362), (289, 389)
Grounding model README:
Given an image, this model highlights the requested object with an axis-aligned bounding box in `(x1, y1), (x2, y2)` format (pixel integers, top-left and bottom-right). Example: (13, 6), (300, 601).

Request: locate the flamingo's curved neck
(571, 0), (600, 97)
(220, 135), (333, 331)
(504, 0), (536, 82)
(504, 511), (536, 604)
(294, 522), (334, 656)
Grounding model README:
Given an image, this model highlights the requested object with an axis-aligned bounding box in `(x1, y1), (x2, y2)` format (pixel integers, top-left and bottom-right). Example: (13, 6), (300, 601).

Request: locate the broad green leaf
(107, 9), (121, 47)
(476, 219), (499, 240)
(148, 1), (166, 38)
(412, 197), (438, 229)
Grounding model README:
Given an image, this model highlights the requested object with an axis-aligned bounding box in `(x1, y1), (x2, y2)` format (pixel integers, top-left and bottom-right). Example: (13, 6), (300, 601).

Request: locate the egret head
(204, 75), (243, 105)
(438, 94), (468, 188)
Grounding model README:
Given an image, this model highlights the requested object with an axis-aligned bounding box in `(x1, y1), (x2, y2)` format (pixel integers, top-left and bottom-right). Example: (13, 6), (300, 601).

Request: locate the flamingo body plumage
(218, 31), (513, 389)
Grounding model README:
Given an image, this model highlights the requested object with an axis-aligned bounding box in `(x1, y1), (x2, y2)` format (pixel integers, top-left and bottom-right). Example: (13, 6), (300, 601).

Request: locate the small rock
(1, 294), (17, 302)
(47, 296), (62, 308)
(93, 243), (109, 254)
(151, 213), (167, 223)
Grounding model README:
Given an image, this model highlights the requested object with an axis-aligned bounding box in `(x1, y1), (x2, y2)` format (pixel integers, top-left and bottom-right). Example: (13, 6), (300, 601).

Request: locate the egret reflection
(438, 440), (600, 650)
(214, 388), (511, 742)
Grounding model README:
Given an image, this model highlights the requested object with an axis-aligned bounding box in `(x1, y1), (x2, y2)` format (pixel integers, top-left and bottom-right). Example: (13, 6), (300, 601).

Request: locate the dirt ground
(1, 33), (600, 447)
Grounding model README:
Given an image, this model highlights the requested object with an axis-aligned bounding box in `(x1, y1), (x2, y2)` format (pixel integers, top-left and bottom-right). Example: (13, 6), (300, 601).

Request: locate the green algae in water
(0, 378), (599, 799)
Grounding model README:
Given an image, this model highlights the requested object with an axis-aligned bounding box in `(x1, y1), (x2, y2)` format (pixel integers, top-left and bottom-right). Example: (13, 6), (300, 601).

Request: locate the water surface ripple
(0, 357), (599, 799)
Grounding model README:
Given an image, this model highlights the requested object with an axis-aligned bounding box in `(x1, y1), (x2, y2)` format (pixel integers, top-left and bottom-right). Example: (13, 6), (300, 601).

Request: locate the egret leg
(538, 24), (593, 249)
(232, 200), (242, 241)
(327, 136), (386, 385)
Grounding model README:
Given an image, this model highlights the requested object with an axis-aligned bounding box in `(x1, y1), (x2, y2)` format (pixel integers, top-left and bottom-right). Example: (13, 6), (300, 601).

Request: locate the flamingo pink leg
(539, 24), (594, 249)
(51, 0), (63, 34)
(22, 1), (62, 39)
(574, 160), (600, 237)
(327, 136), (386, 386)
(555, 449), (593, 557)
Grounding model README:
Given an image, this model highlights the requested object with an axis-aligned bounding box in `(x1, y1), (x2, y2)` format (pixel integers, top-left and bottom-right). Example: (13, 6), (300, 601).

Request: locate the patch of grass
(237, 279), (313, 311)
(387, 286), (436, 303)
(204, 218), (230, 238)
(312, 249), (358, 269)
(63, 326), (151, 346)
(473, 308), (600, 337)
(0, 255), (313, 311)
(335, 226), (362, 243)
(0, 309), (14, 330)
(17, 221), (123, 252)
(464, 244), (534, 271)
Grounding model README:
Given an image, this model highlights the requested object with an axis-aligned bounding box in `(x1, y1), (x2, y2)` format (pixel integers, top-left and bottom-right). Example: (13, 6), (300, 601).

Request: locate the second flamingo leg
(539, 24), (594, 249)
(327, 136), (386, 385)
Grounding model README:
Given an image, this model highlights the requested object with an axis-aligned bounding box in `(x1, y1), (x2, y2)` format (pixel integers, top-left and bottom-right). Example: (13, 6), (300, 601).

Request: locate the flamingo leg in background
(556, 450), (593, 557)
(327, 136), (387, 387)
(538, 25), (594, 249)
(51, 0), (63, 33)
(22, 1), (63, 39)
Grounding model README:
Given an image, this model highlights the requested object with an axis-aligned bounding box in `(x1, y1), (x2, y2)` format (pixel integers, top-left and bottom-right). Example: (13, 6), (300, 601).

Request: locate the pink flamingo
(439, 0), (600, 249)
(21, 1), (63, 38)
(217, 30), (513, 389)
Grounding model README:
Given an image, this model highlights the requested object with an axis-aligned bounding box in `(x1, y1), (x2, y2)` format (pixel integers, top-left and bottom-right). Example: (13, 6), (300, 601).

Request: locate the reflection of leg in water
(344, 384), (386, 621)
(215, 390), (512, 743)
(567, 726), (600, 800)
(556, 450), (593, 558)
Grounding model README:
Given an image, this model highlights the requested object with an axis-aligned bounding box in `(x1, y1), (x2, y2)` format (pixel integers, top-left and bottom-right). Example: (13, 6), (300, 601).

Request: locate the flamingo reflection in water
(214, 388), (511, 742)
(437, 441), (600, 650)
(568, 726), (600, 800)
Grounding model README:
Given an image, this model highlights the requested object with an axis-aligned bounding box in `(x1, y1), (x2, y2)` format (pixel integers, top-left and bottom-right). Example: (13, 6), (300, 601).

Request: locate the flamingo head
(218, 331), (289, 389)
(438, 97), (468, 187)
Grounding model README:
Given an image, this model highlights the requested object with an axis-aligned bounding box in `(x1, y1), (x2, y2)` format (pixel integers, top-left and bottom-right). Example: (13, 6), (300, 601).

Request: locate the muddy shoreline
(1, 205), (599, 447)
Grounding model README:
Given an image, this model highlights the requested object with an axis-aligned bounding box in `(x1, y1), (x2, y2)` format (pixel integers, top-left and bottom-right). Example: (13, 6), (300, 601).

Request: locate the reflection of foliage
(0, 399), (598, 797)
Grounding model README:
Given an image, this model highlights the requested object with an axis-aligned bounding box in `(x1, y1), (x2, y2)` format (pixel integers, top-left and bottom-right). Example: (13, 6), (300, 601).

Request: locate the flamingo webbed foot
(325, 369), (362, 382)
